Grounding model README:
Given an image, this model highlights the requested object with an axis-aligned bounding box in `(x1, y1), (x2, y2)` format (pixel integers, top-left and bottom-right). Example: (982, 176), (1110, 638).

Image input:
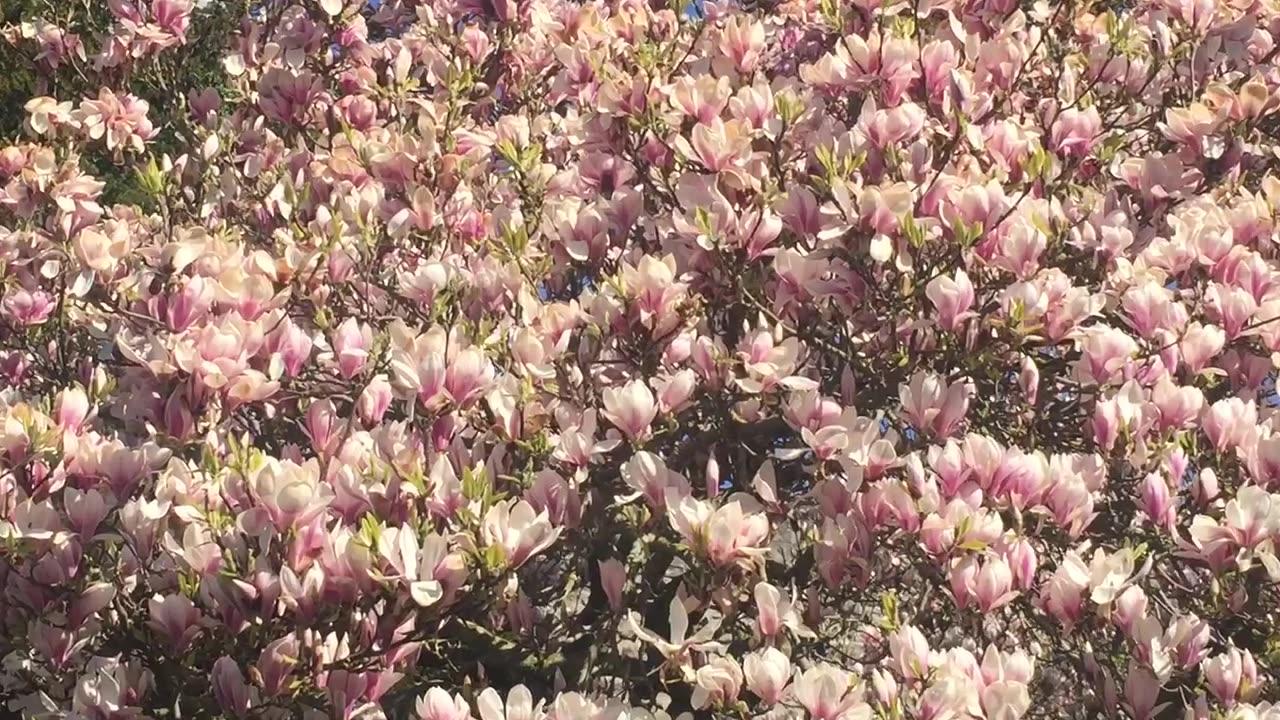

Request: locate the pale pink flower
(147, 593), (201, 654)
(1079, 326), (1138, 386)
(900, 371), (973, 439)
(1203, 397), (1257, 452)
(692, 656), (743, 709)
(357, 375), (393, 425)
(417, 688), (472, 720)
(889, 624), (932, 682)
(1179, 322), (1225, 374)
(54, 386), (90, 432)
(1112, 586), (1148, 637)
(212, 656), (255, 718)
(267, 317), (314, 378)
(1038, 550), (1091, 628)
(602, 379), (658, 441)
(525, 470), (582, 529)
(652, 369), (698, 414)
(73, 89), (156, 152)
(674, 118), (753, 173)
(871, 669), (898, 709)
(481, 499), (561, 569)
(669, 74), (731, 124)
(719, 15), (765, 73)
(1019, 355), (1041, 405)
(376, 525), (458, 607)
(1, 288), (55, 327)
(249, 458), (332, 532)
(981, 680), (1032, 720)
(1123, 663), (1167, 720)
(1150, 376), (1204, 431)
(476, 685), (545, 720)
(667, 493), (770, 569)
(744, 648), (791, 705)
(444, 347), (495, 407)
(754, 581), (814, 639)
(926, 270), (976, 332)
(794, 664), (870, 720)
(332, 318), (372, 379)
(65, 487), (109, 537)
(1050, 107), (1102, 158)
(257, 69), (327, 126)
(1204, 646), (1244, 706)
(1139, 473), (1174, 530)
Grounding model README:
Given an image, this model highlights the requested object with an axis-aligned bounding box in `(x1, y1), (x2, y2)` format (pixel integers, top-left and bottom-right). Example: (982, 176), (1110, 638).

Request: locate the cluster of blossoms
(2, 0), (1280, 717)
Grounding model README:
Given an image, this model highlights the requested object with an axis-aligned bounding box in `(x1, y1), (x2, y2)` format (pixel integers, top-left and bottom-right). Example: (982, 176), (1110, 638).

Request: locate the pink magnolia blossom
(691, 656), (742, 709)
(926, 270), (976, 332)
(416, 688), (472, 720)
(667, 493), (770, 569)
(1, 288), (55, 326)
(794, 664), (870, 720)
(481, 499), (561, 569)
(744, 648), (791, 705)
(1050, 107), (1103, 158)
(147, 593), (201, 654)
(72, 88), (156, 152)
(602, 380), (658, 441)
(212, 656), (255, 718)
(249, 458), (332, 532)
(332, 318), (373, 379)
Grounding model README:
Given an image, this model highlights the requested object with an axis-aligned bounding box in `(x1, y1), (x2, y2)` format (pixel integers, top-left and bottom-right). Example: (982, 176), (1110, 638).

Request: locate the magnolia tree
(1, 0), (1280, 718)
